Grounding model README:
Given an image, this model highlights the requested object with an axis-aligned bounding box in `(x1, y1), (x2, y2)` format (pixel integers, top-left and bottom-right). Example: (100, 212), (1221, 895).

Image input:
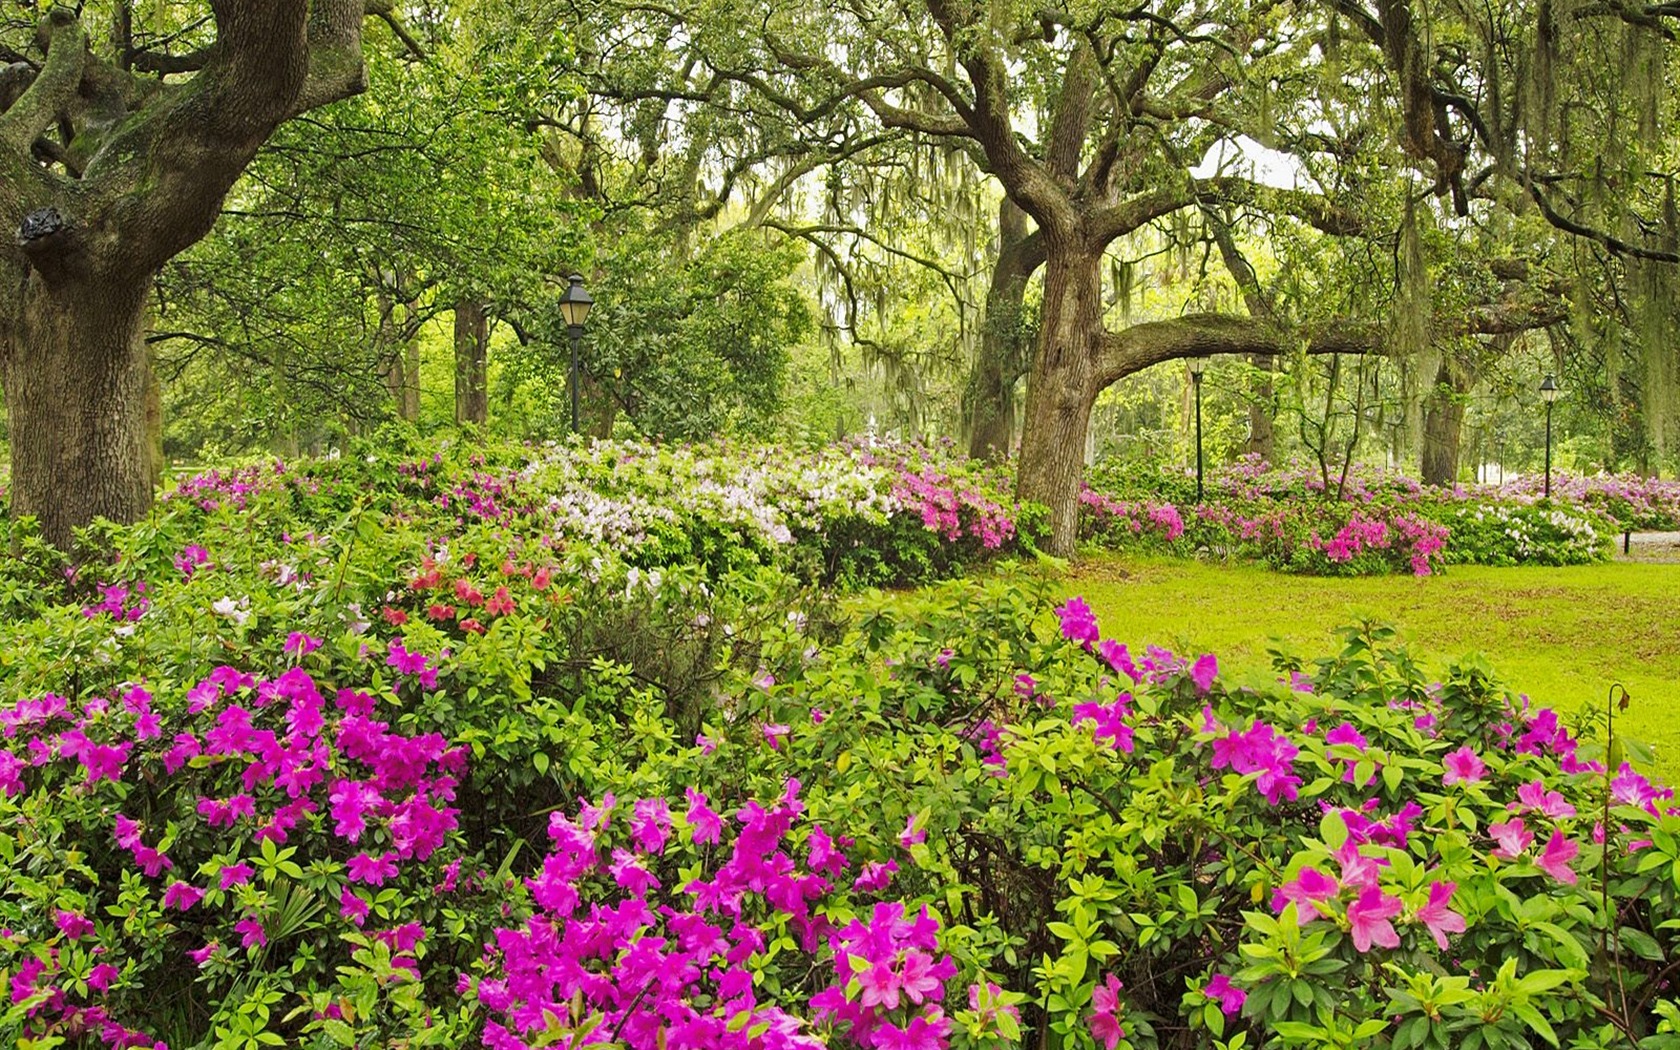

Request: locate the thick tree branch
(0, 13), (84, 155)
(1526, 181), (1680, 263)
(1093, 292), (1568, 391)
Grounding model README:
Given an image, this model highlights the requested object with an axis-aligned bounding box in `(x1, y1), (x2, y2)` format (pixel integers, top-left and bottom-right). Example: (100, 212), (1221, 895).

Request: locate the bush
(1081, 456), (1616, 574)
(0, 439), (1671, 1049)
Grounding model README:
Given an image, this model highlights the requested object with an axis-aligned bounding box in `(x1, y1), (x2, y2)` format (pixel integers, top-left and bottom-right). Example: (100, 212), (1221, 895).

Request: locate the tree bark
(964, 200), (1039, 460)
(1015, 241), (1104, 555)
(453, 299), (489, 427)
(0, 5), (377, 549)
(402, 338), (421, 421)
(1247, 353), (1276, 461)
(3, 273), (153, 549)
(1421, 357), (1473, 485)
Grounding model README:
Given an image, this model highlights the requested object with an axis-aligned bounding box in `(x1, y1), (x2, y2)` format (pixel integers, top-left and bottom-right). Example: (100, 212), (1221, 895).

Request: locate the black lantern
(1187, 356), (1209, 502)
(559, 274), (594, 434)
(1539, 373), (1560, 498)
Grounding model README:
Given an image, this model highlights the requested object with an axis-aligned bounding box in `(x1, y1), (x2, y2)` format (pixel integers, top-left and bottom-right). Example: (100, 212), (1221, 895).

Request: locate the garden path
(1618, 532), (1680, 562)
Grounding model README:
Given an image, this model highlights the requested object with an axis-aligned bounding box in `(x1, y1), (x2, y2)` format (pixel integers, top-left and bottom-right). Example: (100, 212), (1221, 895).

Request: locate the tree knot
(17, 207), (70, 246)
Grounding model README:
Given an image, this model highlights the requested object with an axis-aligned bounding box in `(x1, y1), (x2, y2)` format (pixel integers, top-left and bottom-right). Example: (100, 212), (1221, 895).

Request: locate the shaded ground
(1618, 532), (1680, 563)
(1066, 554), (1680, 777)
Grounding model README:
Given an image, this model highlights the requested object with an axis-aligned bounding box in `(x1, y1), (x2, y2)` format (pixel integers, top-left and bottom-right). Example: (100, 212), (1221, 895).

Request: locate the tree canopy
(0, 0), (1675, 547)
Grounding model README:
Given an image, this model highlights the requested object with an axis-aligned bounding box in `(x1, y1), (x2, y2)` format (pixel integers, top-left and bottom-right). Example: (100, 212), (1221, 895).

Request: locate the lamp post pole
(1544, 397), (1552, 498)
(558, 274), (594, 437)
(568, 326), (582, 434)
(1187, 357), (1208, 502)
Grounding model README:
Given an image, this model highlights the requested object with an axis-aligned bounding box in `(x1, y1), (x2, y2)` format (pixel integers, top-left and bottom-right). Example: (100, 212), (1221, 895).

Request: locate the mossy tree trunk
(0, 3), (377, 549)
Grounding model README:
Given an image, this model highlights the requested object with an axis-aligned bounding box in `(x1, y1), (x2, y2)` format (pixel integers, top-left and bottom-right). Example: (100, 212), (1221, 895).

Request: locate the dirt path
(1615, 531), (1680, 563)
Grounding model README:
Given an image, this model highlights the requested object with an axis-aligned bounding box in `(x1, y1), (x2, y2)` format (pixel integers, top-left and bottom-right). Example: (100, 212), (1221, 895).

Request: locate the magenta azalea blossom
(630, 798), (671, 854)
(1190, 653), (1218, 694)
(1072, 696), (1135, 753)
(234, 917), (266, 950)
(1414, 880), (1467, 949)
(684, 788), (723, 845)
(219, 862), (255, 889)
(1537, 830), (1579, 884)
(162, 882), (206, 911)
(1056, 597), (1101, 647)
(1346, 885), (1403, 952)
(1203, 973), (1246, 1015)
(1441, 746), (1486, 785)
(55, 910), (94, 940)
(86, 963), (120, 993)
(1096, 639), (1142, 683)
(1272, 866), (1339, 923)
(1087, 973), (1125, 1050)
(347, 851), (399, 886)
(339, 887), (370, 927)
(1488, 818), (1533, 859)
(1515, 780), (1577, 819)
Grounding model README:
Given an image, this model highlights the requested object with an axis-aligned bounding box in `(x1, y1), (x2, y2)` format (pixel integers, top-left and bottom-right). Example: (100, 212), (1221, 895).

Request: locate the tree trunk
(1015, 241), (1103, 556)
(403, 338), (421, 421)
(3, 274), (154, 550)
(453, 299), (488, 427)
(1246, 352), (1276, 461)
(1420, 360), (1469, 486)
(964, 201), (1038, 460)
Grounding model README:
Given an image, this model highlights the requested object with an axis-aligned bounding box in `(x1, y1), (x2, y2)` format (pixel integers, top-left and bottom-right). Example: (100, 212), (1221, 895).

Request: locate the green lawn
(1063, 555), (1680, 776)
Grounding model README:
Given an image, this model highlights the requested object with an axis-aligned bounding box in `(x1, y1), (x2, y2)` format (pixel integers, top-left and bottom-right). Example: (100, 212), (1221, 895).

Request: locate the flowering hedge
(1081, 457), (1623, 574)
(0, 437), (1673, 1048)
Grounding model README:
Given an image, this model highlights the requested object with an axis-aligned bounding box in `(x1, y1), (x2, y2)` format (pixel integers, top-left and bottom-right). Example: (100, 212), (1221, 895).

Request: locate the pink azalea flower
(162, 882), (206, 911)
(1346, 885), (1403, 952)
(685, 788), (722, 845)
(1271, 866), (1340, 923)
(1414, 880), (1467, 949)
(347, 851), (400, 886)
(339, 887), (370, 927)
(1087, 973), (1125, 1050)
(1536, 830), (1579, 884)
(1515, 780), (1577, 819)
(1056, 597), (1100, 647)
(283, 631), (322, 656)
(1189, 653), (1218, 694)
(86, 962), (120, 993)
(234, 917), (267, 950)
(1488, 818), (1533, 859)
(1097, 639), (1142, 683)
(631, 798), (671, 854)
(899, 813), (927, 849)
(1441, 745), (1486, 785)
(55, 910), (94, 940)
(219, 862), (255, 889)
(1203, 973), (1246, 1015)
(853, 860), (898, 893)
(858, 960), (903, 1009)
(186, 942), (219, 966)
(899, 950), (945, 1005)
(762, 723), (790, 750)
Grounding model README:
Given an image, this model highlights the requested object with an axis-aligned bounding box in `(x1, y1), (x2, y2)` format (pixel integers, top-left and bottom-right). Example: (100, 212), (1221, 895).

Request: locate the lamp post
(1187, 356), (1208, 502)
(1539, 373), (1560, 498)
(558, 274), (594, 434)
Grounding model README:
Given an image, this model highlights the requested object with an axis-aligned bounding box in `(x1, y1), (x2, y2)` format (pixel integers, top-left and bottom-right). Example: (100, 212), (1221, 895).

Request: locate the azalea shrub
(0, 434), (1674, 1050)
(1081, 456), (1617, 574)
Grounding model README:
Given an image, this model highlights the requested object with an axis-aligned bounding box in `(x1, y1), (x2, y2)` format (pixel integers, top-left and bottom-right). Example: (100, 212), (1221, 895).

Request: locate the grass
(1063, 554), (1680, 777)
